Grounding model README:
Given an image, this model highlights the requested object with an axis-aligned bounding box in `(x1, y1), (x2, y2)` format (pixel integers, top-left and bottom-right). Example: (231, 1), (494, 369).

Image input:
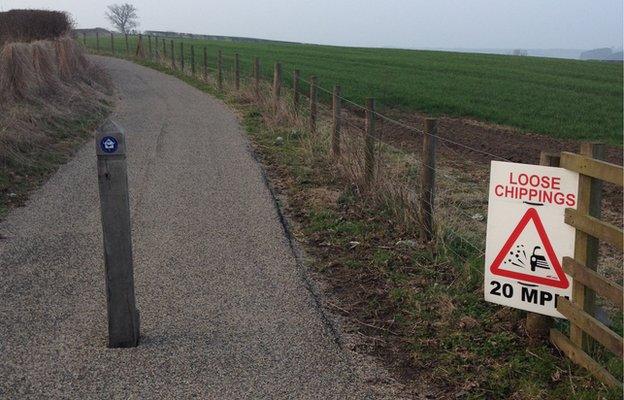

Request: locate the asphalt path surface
(0, 57), (377, 399)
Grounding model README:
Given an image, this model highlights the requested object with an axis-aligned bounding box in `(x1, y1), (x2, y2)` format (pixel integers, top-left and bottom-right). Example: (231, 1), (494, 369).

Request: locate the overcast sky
(2, 0), (622, 49)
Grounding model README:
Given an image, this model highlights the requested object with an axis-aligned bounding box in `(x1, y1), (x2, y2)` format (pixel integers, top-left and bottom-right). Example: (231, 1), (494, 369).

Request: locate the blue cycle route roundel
(100, 136), (118, 153)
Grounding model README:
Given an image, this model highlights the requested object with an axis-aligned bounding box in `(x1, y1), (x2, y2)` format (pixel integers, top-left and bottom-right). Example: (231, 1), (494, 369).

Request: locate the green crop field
(86, 35), (623, 145)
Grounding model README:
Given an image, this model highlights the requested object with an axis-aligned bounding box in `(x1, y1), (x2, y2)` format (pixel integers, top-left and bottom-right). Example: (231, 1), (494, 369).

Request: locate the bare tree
(106, 3), (138, 34)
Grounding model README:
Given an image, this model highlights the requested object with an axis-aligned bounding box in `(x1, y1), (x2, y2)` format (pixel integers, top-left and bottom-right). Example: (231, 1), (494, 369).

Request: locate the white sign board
(484, 161), (579, 318)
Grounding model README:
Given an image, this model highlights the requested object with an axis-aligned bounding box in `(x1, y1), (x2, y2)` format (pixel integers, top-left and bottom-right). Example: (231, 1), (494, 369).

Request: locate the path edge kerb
(245, 142), (345, 348)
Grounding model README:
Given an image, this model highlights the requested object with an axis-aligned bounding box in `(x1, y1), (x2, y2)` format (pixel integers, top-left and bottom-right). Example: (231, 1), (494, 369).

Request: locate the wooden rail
(562, 257), (623, 309)
(557, 298), (622, 357)
(550, 329), (621, 388)
(552, 144), (624, 389)
(564, 209), (623, 249)
(560, 152), (623, 186)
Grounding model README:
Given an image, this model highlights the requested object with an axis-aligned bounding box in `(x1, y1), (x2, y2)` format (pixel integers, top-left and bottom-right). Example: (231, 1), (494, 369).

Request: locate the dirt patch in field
(378, 112), (623, 211)
(338, 104), (623, 218)
(374, 111), (623, 165)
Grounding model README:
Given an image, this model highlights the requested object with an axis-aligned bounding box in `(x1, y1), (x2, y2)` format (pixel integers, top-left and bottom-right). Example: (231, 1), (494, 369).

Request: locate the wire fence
(78, 33), (517, 270)
(80, 32), (622, 288)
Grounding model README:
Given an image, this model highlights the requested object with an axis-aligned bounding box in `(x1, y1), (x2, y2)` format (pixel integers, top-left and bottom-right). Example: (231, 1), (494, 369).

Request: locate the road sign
(484, 161), (579, 318)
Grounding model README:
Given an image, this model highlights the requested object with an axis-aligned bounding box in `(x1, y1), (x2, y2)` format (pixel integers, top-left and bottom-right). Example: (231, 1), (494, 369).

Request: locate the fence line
(81, 34), (510, 251)
(81, 35), (622, 387)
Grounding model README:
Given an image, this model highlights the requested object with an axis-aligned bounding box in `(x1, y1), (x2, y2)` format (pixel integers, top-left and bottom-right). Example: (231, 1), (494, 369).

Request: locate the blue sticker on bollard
(100, 136), (118, 153)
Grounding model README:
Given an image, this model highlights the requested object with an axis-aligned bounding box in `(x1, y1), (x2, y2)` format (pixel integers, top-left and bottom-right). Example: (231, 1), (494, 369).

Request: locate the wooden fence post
(190, 45), (195, 75)
(162, 38), (166, 60)
(170, 40), (175, 69)
(83, 32), (86, 45)
(273, 62), (282, 112)
(235, 53), (240, 90)
(254, 57), (260, 98)
(179, 42), (185, 71)
(135, 34), (144, 58)
(148, 35), (152, 59)
(420, 118), (437, 241)
(364, 98), (376, 185)
(332, 85), (342, 156)
(95, 120), (140, 348)
(110, 32), (114, 55)
(96, 31), (100, 52)
(125, 33), (129, 56)
(526, 151), (561, 341)
(293, 69), (300, 113)
(570, 142), (605, 351)
(217, 50), (223, 91)
(309, 76), (317, 133)
(203, 47), (208, 80)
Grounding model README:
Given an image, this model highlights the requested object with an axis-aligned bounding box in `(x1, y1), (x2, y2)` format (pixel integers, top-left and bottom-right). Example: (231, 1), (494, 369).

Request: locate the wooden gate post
(253, 57), (260, 98)
(293, 69), (300, 113)
(95, 120), (140, 348)
(96, 31), (100, 52)
(332, 85), (342, 156)
(235, 53), (240, 90)
(217, 50), (223, 91)
(179, 42), (185, 71)
(420, 118), (437, 241)
(190, 45), (195, 75)
(273, 62), (282, 113)
(526, 151), (560, 341)
(309, 76), (318, 133)
(364, 98), (376, 185)
(203, 47), (208, 80)
(125, 33), (129, 56)
(170, 41), (175, 69)
(570, 142), (605, 351)
(110, 32), (114, 55)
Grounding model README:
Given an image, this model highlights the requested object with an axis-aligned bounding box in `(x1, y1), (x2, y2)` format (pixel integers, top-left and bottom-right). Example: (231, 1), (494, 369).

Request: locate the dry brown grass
(232, 78), (437, 238)
(0, 36), (112, 215)
(0, 42), (37, 100)
(1, 37), (109, 103)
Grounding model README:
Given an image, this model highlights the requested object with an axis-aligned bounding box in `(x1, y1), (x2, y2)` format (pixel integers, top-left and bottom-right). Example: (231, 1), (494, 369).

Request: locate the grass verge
(240, 108), (623, 400)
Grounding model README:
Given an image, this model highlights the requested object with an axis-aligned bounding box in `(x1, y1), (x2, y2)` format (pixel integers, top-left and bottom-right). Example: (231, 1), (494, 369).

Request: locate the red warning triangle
(490, 208), (569, 289)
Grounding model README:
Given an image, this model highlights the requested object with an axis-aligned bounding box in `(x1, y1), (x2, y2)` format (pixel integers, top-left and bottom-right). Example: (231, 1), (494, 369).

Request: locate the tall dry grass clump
(0, 37), (109, 103)
(0, 42), (37, 100)
(1, 18), (112, 210)
(31, 41), (62, 93)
